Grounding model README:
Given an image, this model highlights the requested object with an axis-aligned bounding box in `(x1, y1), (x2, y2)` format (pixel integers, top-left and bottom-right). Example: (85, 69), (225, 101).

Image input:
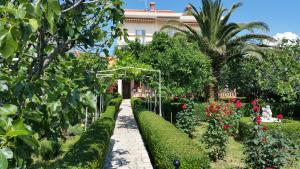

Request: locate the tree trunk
(212, 64), (222, 100)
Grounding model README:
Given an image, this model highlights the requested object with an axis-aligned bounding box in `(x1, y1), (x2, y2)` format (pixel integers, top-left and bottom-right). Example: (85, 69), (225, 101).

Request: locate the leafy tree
(163, 0), (273, 99)
(221, 41), (300, 116)
(0, 0), (124, 167)
(116, 32), (212, 98)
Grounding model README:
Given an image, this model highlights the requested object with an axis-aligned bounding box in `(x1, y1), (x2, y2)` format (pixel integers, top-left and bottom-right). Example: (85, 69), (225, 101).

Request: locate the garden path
(104, 99), (153, 169)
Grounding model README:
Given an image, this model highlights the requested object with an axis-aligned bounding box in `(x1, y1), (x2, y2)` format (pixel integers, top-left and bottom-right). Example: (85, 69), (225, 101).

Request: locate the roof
(124, 9), (176, 13)
(124, 9), (197, 23)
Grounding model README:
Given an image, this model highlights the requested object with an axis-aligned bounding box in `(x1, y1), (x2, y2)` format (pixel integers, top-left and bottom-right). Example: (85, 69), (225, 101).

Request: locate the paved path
(104, 99), (153, 169)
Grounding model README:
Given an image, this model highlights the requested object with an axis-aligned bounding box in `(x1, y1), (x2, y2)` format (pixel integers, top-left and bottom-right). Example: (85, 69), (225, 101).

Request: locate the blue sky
(123, 0), (300, 36)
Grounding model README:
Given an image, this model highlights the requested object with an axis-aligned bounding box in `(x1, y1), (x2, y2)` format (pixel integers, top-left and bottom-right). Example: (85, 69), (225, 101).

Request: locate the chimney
(187, 4), (192, 11)
(149, 2), (156, 12)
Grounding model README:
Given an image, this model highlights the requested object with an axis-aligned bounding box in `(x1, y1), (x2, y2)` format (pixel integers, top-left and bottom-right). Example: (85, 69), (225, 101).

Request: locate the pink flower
(251, 99), (257, 106)
(182, 104), (187, 109)
(266, 167), (274, 169)
(253, 105), (260, 112)
(222, 124), (231, 130)
(255, 116), (262, 124)
(277, 114), (283, 120)
(235, 100), (242, 109)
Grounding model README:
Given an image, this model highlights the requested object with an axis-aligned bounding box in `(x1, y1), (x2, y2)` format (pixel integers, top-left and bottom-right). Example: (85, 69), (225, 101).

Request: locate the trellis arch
(96, 66), (162, 116)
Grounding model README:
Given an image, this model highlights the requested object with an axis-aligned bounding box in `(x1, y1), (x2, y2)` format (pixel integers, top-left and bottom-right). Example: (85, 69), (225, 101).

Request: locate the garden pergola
(96, 66), (162, 116)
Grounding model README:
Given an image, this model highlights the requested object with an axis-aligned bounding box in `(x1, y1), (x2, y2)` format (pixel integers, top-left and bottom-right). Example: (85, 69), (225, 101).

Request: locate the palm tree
(163, 0), (274, 99)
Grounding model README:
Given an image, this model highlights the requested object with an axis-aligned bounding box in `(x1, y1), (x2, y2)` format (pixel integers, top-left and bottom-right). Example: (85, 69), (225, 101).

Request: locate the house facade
(117, 2), (198, 46)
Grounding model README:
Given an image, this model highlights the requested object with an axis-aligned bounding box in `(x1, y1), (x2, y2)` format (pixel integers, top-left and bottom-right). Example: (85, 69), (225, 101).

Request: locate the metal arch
(96, 66), (162, 116)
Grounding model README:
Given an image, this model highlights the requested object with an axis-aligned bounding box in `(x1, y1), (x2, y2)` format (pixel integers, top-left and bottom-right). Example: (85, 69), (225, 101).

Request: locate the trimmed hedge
(131, 98), (210, 169)
(33, 97), (122, 169)
(239, 117), (300, 145)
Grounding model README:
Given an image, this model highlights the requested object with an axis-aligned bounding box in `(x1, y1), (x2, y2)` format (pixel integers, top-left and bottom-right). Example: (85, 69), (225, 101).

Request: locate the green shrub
(132, 98), (210, 169)
(108, 97), (122, 109)
(67, 124), (84, 136)
(176, 100), (198, 137)
(239, 117), (300, 145)
(32, 97), (122, 169)
(243, 122), (298, 169)
(40, 140), (61, 161)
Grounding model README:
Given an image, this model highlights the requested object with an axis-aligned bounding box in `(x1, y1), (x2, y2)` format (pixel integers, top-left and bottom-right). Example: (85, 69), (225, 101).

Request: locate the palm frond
(221, 2), (243, 25)
(228, 34), (275, 46)
(239, 22), (270, 32)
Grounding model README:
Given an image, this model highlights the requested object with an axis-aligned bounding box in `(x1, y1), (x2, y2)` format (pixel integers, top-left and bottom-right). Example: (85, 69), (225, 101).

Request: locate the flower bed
(131, 98), (210, 169)
(239, 117), (300, 145)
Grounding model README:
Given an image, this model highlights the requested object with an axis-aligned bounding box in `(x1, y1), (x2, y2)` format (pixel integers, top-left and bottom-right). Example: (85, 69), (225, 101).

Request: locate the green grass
(193, 123), (300, 169)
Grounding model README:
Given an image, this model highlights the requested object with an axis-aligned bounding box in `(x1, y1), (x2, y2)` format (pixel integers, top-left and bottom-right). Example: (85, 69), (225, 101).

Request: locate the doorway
(122, 80), (131, 99)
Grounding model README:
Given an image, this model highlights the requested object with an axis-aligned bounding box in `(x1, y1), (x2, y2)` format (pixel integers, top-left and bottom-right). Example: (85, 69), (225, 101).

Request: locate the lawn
(193, 123), (300, 169)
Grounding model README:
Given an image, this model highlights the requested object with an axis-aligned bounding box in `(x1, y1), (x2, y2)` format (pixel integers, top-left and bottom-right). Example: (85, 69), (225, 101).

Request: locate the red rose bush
(202, 100), (242, 161)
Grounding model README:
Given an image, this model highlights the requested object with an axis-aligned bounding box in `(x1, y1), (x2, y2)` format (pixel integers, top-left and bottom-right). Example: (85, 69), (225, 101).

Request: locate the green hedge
(32, 98), (122, 169)
(131, 98), (210, 169)
(239, 117), (300, 145)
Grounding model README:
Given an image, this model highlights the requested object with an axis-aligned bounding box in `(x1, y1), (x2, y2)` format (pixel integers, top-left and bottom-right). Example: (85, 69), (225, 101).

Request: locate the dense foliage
(131, 98), (210, 169)
(0, 0), (124, 168)
(116, 33), (212, 97)
(222, 42), (300, 116)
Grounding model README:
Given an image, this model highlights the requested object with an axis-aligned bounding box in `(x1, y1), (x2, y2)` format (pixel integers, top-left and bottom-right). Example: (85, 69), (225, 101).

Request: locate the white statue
(261, 105), (280, 123)
(262, 105), (272, 119)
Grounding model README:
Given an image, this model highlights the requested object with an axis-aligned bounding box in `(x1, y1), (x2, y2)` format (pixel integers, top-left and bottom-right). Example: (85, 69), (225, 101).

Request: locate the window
(136, 30), (146, 44)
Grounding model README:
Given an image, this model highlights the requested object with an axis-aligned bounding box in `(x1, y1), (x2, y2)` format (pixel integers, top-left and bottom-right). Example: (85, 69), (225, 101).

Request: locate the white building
(117, 2), (198, 46)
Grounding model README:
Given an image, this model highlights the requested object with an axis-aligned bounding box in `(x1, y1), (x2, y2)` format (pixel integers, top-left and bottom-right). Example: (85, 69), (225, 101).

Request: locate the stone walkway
(104, 99), (153, 169)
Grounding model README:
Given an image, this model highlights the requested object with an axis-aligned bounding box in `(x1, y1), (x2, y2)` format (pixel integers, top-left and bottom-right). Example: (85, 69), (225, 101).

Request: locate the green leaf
(46, 10), (55, 33)
(0, 148), (13, 159)
(19, 136), (39, 148)
(0, 152), (8, 169)
(0, 105), (17, 116)
(16, 5), (26, 19)
(29, 19), (39, 32)
(0, 119), (7, 128)
(0, 31), (18, 58)
(6, 130), (30, 137)
(48, 0), (61, 15)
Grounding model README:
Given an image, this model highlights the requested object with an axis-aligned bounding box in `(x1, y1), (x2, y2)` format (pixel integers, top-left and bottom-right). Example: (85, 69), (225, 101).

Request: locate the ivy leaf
(0, 31), (18, 58)
(29, 19), (39, 32)
(0, 105), (17, 116)
(0, 152), (8, 169)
